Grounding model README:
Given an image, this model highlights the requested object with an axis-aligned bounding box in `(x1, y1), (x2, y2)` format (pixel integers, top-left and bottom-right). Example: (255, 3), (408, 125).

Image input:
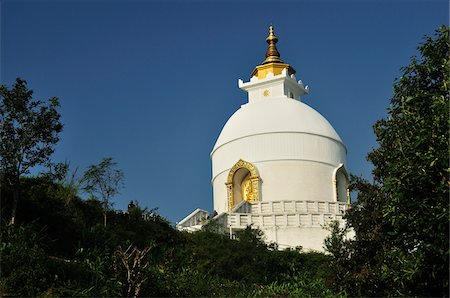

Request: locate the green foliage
(81, 157), (124, 227)
(72, 246), (123, 296)
(368, 26), (449, 297)
(180, 227), (271, 284)
(9, 176), (103, 257)
(250, 270), (343, 298)
(1, 174), (340, 297)
(246, 251), (341, 297)
(325, 178), (393, 296)
(81, 157), (124, 207)
(0, 78), (63, 177)
(0, 78), (63, 224)
(44, 161), (81, 207)
(145, 265), (247, 297)
(0, 223), (49, 296)
(325, 26), (449, 297)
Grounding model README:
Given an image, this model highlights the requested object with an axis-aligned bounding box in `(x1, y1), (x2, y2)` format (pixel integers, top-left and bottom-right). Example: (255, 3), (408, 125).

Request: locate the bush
(0, 223), (49, 296)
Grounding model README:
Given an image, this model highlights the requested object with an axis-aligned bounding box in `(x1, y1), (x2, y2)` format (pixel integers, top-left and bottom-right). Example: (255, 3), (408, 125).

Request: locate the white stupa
(177, 26), (350, 251)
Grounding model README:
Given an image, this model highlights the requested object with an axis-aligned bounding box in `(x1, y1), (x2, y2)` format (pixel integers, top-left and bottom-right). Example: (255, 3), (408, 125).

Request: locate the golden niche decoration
(225, 159), (260, 211)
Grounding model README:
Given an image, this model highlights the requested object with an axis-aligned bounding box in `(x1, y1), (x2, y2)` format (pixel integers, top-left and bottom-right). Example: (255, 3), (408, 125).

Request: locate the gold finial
(263, 25), (284, 64)
(250, 25), (295, 79)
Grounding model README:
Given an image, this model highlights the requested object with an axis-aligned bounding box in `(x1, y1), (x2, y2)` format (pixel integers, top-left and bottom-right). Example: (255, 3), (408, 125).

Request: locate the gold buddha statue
(241, 174), (254, 202)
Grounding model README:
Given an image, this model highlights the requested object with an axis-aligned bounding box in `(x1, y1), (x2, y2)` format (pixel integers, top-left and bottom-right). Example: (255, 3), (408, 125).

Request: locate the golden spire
(251, 25), (296, 79)
(263, 25), (284, 64)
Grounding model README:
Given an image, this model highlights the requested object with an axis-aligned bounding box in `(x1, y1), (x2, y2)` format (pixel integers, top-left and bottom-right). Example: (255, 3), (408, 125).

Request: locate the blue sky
(1, 0), (448, 223)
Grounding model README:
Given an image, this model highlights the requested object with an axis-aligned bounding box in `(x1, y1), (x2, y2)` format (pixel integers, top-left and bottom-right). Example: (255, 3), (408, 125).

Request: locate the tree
(0, 78), (63, 225)
(324, 177), (392, 296)
(81, 157), (124, 227)
(325, 26), (449, 296)
(368, 25), (449, 296)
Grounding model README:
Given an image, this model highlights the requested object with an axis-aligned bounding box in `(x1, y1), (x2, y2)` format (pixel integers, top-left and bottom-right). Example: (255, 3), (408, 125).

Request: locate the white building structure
(177, 26), (350, 251)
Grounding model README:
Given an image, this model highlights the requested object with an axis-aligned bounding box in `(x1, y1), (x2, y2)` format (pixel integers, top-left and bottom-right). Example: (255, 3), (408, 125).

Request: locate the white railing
(250, 200), (348, 215)
(177, 200), (349, 231)
(227, 212), (344, 228)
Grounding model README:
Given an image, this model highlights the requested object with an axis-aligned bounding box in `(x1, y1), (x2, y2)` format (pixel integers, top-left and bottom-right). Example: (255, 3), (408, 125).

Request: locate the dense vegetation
(1, 26), (448, 297)
(325, 26), (449, 297)
(0, 175), (336, 297)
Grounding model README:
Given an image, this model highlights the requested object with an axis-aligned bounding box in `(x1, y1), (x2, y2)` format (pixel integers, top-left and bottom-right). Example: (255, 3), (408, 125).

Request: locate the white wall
(213, 160), (338, 214)
(211, 132), (346, 213)
(212, 132), (346, 180)
(263, 226), (332, 251)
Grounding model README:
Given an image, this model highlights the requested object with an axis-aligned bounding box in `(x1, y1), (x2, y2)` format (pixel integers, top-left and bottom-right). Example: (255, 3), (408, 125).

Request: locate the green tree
(325, 26), (449, 296)
(0, 78), (63, 225)
(370, 25), (449, 296)
(81, 157), (124, 227)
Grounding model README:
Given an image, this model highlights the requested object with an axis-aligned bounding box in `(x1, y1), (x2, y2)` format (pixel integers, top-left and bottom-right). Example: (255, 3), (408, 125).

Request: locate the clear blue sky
(1, 0), (448, 223)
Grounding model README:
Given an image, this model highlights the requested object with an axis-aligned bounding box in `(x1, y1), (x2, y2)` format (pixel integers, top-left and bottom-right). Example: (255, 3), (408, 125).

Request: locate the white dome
(212, 97), (344, 153)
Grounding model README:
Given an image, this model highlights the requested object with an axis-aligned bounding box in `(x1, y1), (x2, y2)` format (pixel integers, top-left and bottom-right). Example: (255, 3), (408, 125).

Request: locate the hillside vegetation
(0, 175), (336, 297)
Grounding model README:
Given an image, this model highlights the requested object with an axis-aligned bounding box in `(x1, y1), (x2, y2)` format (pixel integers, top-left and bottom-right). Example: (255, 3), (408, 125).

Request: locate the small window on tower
(289, 92), (294, 99)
